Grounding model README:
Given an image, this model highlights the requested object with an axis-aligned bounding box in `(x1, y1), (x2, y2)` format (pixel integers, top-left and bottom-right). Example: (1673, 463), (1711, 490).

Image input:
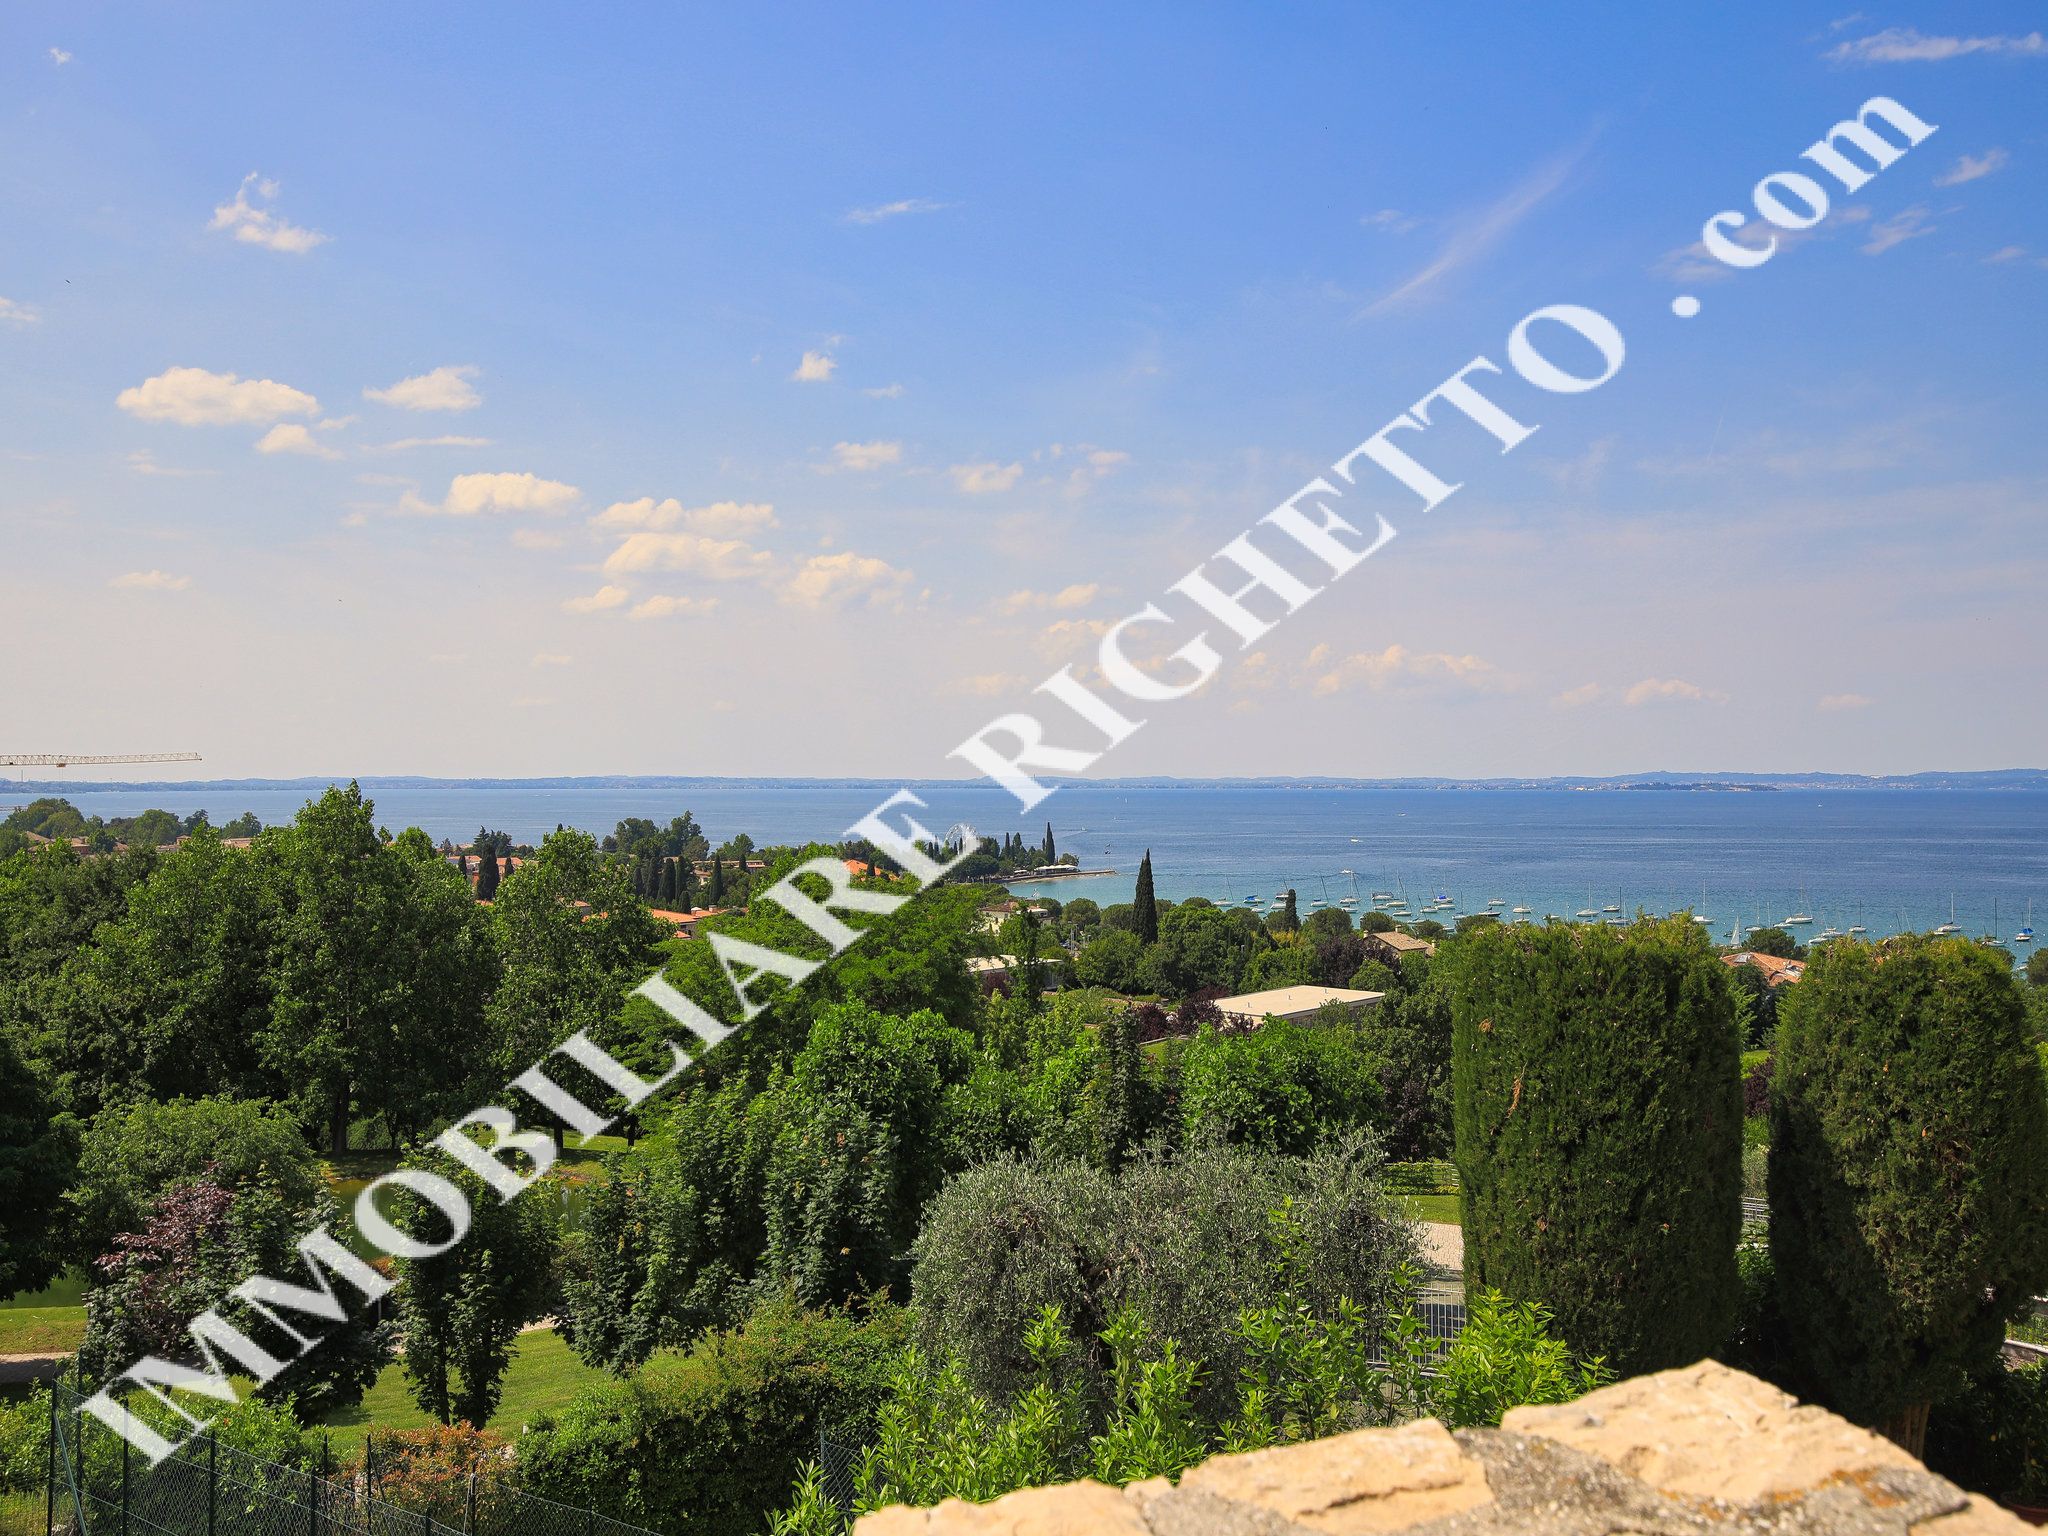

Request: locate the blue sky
(3, 3), (2044, 779)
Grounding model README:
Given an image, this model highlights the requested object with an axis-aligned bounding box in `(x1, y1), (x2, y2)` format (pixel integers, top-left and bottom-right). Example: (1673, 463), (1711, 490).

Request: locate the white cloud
(1826, 27), (2046, 62)
(628, 594), (720, 620)
(1984, 245), (2028, 264)
(364, 365), (482, 412)
(602, 530), (775, 581)
(1819, 692), (1874, 712)
(1537, 435), (1614, 493)
(1361, 143), (1586, 316)
(863, 383), (906, 399)
(209, 173), (329, 254)
(1552, 682), (1605, 709)
(830, 439), (903, 471)
(1863, 205), (1935, 255)
(591, 498), (778, 537)
(562, 584), (629, 614)
(511, 528), (566, 550)
(999, 583), (1100, 615)
(950, 460), (1023, 494)
(404, 471), (580, 517)
(0, 297), (42, 327)
(1653, 205), (1869, 284)
(1623, 677), (1727, 706)
(781, 550), (912, 609)
(117, 366), (319, 426)
(1307, 643), (1512, 696)
(1360, 209), (1420, 234)
(255, 423), (341, 460)
(843, 198), (951, 225)
(48, 47), (71, 65)
(371, 435), (493, 451)
(110, 570), (190, 591)
(126, 450), (211, 478)
(1934, 148), (2009, 186)
(791, 350), (836, 383)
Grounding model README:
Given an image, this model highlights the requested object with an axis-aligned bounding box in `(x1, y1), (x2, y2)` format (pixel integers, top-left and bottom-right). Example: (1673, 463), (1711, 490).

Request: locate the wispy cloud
(1826, 26), (2046, 63)
(843, 198), (951, 225)
(949, 460), (1022, 494)
(117, 366), (319, 426)
(1307, 642), (1514, 696)
(1359, 208), (1421, 234)
(126, 450), (212, 478)
(110, 570), (191, 591)
(862, 383), (906, 399)
(1819, 692), (1873, 711)
(209, 173), (329, 254)
(48, 46), (71, 65)
(779, 550), (913, 609)
(371, 435), (493, 451)
(998, 583), (1100, 616)
(1933, 148), (2009, 186)
(365, 365), (481, 412)
(1863, 205), (1935, 255)
(602, 530), (775, 581)
(1623, 677), (1727, 707)
(1360, 139), (1591, 316)
(0, 297), (39, 327)
(628, 594), (720, 620)
(829, 439), (903, 471)
(791, 350), (836, 383)
(591, 498), (778, 537)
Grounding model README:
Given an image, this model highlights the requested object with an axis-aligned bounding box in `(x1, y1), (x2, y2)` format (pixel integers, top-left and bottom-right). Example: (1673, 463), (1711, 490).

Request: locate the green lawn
(314, 1328), (609, 1459)
(0, 1306), (84, 1356)
(0, 1489), (43, 1536)
(1396, 1193), (1462, 1225)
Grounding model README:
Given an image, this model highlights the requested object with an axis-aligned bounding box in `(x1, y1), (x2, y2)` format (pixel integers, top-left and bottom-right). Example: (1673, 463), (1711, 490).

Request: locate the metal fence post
(207, 1429), (217, 1536)
(122, 1432), (131, 1536)
(466, 1468), (477, 1536)
(43, 1385), (56, 1536)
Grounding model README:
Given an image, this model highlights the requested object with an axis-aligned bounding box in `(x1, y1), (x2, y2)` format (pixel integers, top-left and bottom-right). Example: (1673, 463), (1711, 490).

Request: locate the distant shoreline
(11, 771), (2048, 795)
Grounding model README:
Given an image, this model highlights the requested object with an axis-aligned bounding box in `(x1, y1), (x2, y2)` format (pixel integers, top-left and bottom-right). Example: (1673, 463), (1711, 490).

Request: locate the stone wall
(854, 1360), (2028, 1536)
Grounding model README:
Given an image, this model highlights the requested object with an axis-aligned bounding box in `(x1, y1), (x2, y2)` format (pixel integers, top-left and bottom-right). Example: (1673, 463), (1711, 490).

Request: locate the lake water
(50, 782), (2048, 946)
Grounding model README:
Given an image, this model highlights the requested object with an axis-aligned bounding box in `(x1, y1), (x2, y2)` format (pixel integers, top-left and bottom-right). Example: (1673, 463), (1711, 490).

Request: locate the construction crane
(1, 752), (202, 768)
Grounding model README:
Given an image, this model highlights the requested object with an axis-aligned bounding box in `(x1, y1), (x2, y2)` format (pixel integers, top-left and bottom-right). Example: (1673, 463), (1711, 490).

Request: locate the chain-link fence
(45, 1384), (661, 1536)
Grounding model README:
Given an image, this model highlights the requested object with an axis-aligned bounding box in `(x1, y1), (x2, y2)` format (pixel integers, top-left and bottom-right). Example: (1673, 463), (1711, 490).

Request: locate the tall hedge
(1447, 917), (1742, 1374)
(1770, 935), (2048, 1441)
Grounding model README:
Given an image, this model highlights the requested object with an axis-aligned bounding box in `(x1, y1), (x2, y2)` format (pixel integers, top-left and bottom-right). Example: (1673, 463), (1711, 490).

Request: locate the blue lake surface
(50, 782), (2048, 946)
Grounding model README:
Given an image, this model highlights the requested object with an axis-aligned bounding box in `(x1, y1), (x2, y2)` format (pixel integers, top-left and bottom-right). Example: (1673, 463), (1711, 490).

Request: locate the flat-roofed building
(1211, 984), (1386, 1024)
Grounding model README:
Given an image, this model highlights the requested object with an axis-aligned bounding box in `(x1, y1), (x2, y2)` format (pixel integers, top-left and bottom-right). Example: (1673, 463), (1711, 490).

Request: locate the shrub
(1178, 1019), (1383, 1154)
(1447, 917), (1743, 1374)
(1771, 935), (2048, 1447)
(0, 1385), (49, 1495)
(908, 1137), (1418, 1424)
(1926, 1364), (2048, 1506)
(519, 1297), (908, 1536)
(361, 1424), (515, 1529)
(1426, 1290), (1613, 1429)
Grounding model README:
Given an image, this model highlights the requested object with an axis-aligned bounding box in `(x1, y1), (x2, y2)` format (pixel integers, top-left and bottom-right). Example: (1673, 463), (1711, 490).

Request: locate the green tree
(389, 1154), (560, 1426)
(0, 1031), (73, 1300)
(1771, 935), (2048, 1452)
(1447, 917), (1742, 1375)
(475, 847), (500, 901)
(1153, 903), (1256, 999)
(1742, 927), (1800, 960)
(1266, 891), (1299, 935)
(1178, 1018), (1383, 1154)
(1132, 853), (1158, 945)
(1075, 929), (1145, 993)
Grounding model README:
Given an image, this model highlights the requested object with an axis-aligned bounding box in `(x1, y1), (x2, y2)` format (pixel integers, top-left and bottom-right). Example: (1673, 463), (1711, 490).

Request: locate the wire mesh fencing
(47, 1383), (660, 1536)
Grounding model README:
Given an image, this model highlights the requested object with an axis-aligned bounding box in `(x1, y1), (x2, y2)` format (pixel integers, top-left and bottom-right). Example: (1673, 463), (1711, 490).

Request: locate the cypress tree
(1043, 822), (1056, 865)
(1098, 1005), (1141, 1168)
(708, 856), (725, 905)
(475, 849), (500, 902)
(1133, 851), (1158, 944)
(679, 861), (695, 910)
(659, 858), (677, 906)
(1771, 935), (2048, 1453)
(1446, 916), (1741, 1375)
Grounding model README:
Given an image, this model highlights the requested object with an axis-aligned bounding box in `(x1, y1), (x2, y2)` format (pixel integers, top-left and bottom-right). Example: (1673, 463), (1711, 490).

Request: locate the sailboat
(1783, 886), (1813, 926)
(1934, 894), (1961, 936)
(1693, 884), (1712, 925)
(2015, 900), (2034, 944)
(1575, 885), (1599, 920)
(1338, 870), (1360, 908)
(1847, 903), (1867, 936)
(1979, 898), (1999, 945)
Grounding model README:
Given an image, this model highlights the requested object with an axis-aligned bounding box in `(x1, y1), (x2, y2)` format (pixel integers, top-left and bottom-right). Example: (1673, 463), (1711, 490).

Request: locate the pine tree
(1133, 851), (1158, 944)
(1447, 916), (1742, 1376)
(659, 858), (678, 906)
(475, 849), (500, 901)
(678, 860), (695, 910)
(1097, 1005), (1141, 1168)
(708, 856), (725, 905)
(1043, 822), (1056, 865)
(1772, 935), (2048, 1452)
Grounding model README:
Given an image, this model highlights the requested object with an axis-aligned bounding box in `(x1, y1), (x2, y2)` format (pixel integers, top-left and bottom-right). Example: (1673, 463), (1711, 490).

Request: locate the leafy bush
(1926, 1364), (2048, 1506)
(1447, 917), (1742, 1374)
(1426, 1290), (1612, 1429)
(0, 1386), (48, 1495)
(520, 1297), (908, 1536)
(908, 1137), (1418, 1424)
(1177, 1019), (1383, 1154)
(360, 1424), (516, 1529)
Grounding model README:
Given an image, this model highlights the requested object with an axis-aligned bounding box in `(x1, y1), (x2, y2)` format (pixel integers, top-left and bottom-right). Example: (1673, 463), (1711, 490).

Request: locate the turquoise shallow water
(50, 783), (2048, 947)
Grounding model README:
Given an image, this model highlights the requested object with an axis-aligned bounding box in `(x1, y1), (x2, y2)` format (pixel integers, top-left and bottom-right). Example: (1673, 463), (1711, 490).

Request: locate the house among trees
(1211, 984), (1386, 1025)
(1722, 950), (1806, 987)
(1362, 929), (1436, 967)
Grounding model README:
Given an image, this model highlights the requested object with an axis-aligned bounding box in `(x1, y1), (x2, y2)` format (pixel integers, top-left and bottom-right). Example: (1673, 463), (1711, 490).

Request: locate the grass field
(0, 1490), (42, 1536)
(313, 1328), (609, 1459)
(1396, 1193), (1462, 1225)
(0, 1306), (85, 1356)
